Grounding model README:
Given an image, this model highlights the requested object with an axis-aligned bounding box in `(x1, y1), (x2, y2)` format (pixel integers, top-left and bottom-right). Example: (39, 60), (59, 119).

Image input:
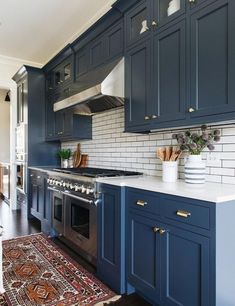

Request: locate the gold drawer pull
(136, 200), (147, 207)
(176, 210), (191, 218)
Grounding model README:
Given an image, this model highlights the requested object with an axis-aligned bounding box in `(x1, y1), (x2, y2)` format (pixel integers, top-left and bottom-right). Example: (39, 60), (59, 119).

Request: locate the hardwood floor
(0, 200), (151, 305)
(0, 201), (41, 240)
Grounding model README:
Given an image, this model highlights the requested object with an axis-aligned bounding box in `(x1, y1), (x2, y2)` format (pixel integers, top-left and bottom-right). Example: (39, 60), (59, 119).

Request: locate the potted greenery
(172, 125), (221, 184)
(57, 149), (72, 168)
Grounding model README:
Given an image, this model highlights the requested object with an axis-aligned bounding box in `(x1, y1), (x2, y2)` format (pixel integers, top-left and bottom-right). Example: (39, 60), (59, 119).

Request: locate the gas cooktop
(52, 167), (142, 178)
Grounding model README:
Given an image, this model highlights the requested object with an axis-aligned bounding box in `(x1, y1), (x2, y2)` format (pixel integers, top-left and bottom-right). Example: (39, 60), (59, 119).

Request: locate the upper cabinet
(125, 0), (152, 48)
(125, 0), (235, 132)
(189, 0), (235, 119)
(75, 20), (124, 81)
(125, 0), (185, 49)
(16, 77), (27, 125)
(52, 55), (74, 93)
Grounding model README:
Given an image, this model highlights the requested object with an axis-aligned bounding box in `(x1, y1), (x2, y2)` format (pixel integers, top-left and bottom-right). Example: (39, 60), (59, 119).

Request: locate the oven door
(64, 193), (97, 264)
(51, 191), (64, 236)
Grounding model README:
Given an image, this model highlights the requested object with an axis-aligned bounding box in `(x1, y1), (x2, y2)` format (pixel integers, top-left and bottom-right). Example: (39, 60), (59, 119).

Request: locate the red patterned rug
(0, 234), (116, 306)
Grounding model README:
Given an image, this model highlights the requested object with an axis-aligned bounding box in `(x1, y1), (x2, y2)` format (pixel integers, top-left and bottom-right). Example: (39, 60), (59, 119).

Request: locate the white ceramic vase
(185, 154), (206, 184)
(61, 159), (69, 169)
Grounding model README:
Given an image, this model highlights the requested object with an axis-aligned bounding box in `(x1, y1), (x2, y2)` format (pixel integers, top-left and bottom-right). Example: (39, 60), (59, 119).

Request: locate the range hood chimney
(54, 58), (125, 115)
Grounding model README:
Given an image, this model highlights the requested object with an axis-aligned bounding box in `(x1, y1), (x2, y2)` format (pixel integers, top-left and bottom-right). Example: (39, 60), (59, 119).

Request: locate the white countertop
(96, 176), (235, 203)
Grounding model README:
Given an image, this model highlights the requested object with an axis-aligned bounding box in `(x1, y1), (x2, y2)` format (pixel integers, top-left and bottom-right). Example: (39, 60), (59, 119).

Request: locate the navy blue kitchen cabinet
(161, 224), (210, 306)
(29, 169), (52, 235)
(125, 0), (152, 48)
(45, 94), (57, 140)
(125, 39), (152, 131)
(29, 170), (44, 221)
(52, 55), (74, 94)
(125, 19), (186, 131)
(189, 0), (235, 119)
(152, 20), (186, 124)
(127, 213), (161, 304)
(126, 188), (214, 306)
(104, 20), (124, 62)
(125, 0), (185, 49)
(75, 19), (124, 82)
(75, 46), (89, 79)
(97, 184), (126, 294)
(54, 110), (92, 141)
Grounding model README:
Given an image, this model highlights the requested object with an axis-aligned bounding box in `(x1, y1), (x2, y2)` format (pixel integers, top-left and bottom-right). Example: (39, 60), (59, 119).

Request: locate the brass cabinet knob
(153, 227), (160, 233)
(188, 107), (195, 113)
(144, 116), (150, 120)
(159, 229), (166, 235)
(152, 20), (158, 27)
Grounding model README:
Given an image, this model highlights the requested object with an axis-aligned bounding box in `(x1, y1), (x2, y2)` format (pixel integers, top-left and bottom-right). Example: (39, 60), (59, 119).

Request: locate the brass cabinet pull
(159, 229), (166, 235)
(144, 116), (150, 120)
(189, 0), (195, 2)
(153, 227), (160, 233)
(30, 174), (34, 177)
(176, 210), (191, 218)
(151, 115), (158, 119)
(37, 176), (41, 179)
(136, 200), (147, 207)
(188, 107), (195, 113)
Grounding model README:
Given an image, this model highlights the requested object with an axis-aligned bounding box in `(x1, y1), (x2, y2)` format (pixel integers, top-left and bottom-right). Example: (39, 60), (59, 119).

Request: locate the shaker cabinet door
(152, 20), (186, 124)
(125, 39), (152, 130)
(127, 213), (161, 303)
(125, 0), (151, 48)
(161, 225), (210, 306)
(190, 0), (235, 118)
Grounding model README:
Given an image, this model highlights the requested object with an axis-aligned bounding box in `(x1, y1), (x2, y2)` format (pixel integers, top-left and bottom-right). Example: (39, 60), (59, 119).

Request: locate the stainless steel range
(47, 167), (142, 266)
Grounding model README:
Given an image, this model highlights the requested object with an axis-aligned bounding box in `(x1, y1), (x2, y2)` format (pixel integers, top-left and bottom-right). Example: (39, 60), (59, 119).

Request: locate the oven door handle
(48, 186), (60, 192)
(61, 191), (94, 205)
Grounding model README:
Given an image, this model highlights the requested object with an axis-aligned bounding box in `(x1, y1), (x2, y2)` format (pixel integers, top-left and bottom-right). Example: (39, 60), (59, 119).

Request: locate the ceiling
(0, 0), (116, 65)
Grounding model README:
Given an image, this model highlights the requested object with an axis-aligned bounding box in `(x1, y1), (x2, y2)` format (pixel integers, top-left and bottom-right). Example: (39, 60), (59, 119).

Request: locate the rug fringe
(94, 295), (121, 305)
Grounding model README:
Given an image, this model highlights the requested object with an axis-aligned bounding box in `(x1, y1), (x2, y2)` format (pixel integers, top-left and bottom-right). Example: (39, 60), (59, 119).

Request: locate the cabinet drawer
(161, 197), (210, 230)
(29, 171), (43, 185)
(127, 189), (160, 216)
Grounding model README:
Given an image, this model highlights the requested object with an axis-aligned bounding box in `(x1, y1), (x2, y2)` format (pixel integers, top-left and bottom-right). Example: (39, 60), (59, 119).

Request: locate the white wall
(0, 90), (10, 162)
(62, 107), (235, 185)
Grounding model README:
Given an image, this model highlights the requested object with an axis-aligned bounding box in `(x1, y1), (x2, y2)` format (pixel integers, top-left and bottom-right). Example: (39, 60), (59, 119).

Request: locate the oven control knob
(81, 186), (87, 193)
(75, 185), (81, 192)
(66, 182), (70, 188)
(52, 179), (56, 185)
(47, 178), (50, 184)
(62, 182), (66, 187)
(69, 184), (75, 190)
(86, 188), (94, 195)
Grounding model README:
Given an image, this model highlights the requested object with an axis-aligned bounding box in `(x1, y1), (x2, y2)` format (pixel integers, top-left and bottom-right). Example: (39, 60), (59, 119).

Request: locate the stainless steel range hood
(54, 58), (125, 115)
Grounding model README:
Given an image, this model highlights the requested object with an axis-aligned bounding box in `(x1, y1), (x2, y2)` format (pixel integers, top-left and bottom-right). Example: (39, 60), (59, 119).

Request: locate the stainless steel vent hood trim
(54, 58), (125, 114)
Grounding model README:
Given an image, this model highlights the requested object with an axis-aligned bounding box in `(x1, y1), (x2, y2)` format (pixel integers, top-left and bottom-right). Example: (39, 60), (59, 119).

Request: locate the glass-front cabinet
(125, 0), (186, 48)
(51, 56), (74, 91)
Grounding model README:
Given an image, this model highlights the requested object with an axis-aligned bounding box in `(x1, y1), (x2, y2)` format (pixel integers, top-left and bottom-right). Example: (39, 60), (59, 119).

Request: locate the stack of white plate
(167, 0), (180, 16)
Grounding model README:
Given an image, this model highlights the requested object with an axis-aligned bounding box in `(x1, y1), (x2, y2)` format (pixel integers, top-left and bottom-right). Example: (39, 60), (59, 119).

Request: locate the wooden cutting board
(73, 144), (82, 168)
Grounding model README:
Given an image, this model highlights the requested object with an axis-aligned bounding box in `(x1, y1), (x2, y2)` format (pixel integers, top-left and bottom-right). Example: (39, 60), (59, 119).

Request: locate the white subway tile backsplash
(62, 108), (235, 185)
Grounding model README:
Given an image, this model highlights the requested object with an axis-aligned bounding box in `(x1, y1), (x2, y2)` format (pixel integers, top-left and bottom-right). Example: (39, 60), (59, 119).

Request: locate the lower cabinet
(127, 211), (210, 306)
(97, 184), (126, 294)
(28, 170), (52, 235)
